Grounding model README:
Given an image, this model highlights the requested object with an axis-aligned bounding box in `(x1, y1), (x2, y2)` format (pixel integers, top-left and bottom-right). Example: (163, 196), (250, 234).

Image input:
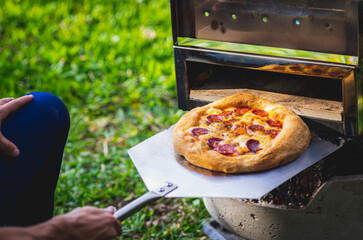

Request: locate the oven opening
(187, 61), (343, 122)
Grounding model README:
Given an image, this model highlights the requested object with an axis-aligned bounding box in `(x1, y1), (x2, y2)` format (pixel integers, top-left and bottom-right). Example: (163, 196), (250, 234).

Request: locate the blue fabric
(0, 92), (70, 226)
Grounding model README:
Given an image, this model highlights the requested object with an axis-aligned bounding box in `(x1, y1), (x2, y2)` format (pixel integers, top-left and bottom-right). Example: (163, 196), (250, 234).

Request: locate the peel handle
(113, 191), (162, 221)
(113, 182), (177, 221)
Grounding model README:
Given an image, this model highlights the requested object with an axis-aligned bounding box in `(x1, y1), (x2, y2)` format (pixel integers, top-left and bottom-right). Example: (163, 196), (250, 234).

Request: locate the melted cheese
(187, 107), (284, 156)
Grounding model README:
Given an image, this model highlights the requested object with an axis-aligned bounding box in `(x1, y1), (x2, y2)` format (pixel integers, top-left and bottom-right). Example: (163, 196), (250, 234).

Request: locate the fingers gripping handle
(113, 182), (177, 221)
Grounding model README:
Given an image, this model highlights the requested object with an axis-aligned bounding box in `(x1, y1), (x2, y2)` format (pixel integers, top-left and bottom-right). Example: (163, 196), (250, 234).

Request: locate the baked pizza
(173, 93), (310, 173)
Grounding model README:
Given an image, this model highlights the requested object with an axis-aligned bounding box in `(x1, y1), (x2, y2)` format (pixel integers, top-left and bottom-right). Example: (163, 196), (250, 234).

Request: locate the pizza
(173, 93), (310, 173)
(259, 64), (349, 78)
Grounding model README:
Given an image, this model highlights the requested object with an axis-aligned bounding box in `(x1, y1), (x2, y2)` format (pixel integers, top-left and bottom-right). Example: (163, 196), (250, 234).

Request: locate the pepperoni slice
(220, 111), (233, 117)
(206, 115), (223, 123)
(248, 124), (265, 132)
(191, 128), (209, 138)
(235, 107), (250, 116)
(207, 137), (223, 149)
(216, 144), (237, 155)
(265, 129), (280, 139)
(252, 109), (268, 117)
(266, 120), (283, 128)
(246, 139), (260, 153)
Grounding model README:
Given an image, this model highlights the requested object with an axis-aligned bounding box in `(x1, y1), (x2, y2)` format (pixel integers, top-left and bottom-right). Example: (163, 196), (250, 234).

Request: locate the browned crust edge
(173, 93), (311, 173)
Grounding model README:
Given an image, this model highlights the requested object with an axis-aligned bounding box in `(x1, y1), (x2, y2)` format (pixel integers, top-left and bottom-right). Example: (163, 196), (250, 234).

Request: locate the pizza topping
(206, 108), (222, 115)
(246, 139), (260, 153)
(235, 107), (250, 116)
(265, 129), (280, 139)
(266, 119), (283, 128)
(225, 119), (238, 129)
(207, 137), (223, 149)
(207, 115), (223, 123)
(248, 124), (265, 132)
(216, 144), (237, 155)
(220, 111), (233, 117)
(252, 109), (268, 117)
(232, 124), (246, 135)
(192, 106), (284, 156)
(191, 128), (209, 138)
(175, 93), (311, 174)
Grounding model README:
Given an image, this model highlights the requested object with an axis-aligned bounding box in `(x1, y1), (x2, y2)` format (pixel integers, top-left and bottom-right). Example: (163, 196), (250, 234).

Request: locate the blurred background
(0, 0), (209, 238)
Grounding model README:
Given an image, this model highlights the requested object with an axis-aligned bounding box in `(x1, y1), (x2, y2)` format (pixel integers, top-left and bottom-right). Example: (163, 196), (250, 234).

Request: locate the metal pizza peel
(114, 125), (344, 221)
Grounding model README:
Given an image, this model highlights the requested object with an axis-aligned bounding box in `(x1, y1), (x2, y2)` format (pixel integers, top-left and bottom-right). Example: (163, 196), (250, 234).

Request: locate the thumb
(104, 206), (117, 214)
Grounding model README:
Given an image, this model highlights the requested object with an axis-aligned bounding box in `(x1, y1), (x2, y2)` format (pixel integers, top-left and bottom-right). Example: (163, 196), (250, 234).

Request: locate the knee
(26, 92), (70, 133)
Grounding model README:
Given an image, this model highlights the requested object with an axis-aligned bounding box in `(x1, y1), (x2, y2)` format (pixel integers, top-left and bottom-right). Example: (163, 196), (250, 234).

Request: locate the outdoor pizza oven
(171, 0), (363, 136)
(170, 0), (363, 239)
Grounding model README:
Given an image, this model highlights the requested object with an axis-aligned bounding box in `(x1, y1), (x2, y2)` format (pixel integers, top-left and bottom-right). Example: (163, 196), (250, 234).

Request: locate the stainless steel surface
(204, 174), (363, 240)
(113, 182), (177, 221)
(177, 37), (357, 65)
(128, 125), (344, 199)
(172, 0), (359, 56)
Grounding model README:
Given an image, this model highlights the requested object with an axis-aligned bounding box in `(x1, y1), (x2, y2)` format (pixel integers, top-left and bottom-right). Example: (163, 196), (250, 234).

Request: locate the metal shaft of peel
(113, 183), (178, 221)
(113, 191), (162, 221)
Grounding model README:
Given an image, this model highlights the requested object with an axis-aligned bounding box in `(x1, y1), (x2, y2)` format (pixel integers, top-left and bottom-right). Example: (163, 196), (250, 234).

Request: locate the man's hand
(0, 95), (33, 157)
(56, 206), (122, 240)
(0, 206), (122, 240)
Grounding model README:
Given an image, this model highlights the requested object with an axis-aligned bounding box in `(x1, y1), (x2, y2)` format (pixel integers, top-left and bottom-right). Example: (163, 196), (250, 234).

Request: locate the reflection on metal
(356, 70), (363, 135)
(177, 37), (358, 65)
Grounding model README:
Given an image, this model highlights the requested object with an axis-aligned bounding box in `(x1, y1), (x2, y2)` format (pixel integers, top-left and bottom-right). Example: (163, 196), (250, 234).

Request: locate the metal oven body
(171, 0), (363, 136)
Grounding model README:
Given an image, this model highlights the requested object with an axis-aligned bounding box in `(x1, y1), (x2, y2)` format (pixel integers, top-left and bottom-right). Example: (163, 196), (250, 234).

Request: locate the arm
(0, 206), (122, 240)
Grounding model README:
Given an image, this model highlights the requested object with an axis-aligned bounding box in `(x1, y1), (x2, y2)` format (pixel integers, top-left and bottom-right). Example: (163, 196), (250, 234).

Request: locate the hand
(56, 206), (122, 240)
(0, 95), (33, 157)
(0, 206), (122, 240)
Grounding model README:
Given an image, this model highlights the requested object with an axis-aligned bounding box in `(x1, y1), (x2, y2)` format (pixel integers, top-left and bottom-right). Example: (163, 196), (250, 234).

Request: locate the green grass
(0, 0), (210, 238)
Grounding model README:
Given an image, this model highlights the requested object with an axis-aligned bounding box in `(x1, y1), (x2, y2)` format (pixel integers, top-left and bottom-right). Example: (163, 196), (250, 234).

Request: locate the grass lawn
(0, 0), (210, 238)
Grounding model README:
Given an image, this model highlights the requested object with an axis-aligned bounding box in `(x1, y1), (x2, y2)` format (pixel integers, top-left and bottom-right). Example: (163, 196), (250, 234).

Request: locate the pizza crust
(173, 93), (311, 173)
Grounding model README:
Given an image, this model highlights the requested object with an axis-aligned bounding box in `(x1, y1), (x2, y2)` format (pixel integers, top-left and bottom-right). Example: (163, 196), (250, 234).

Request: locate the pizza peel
(114, 125), (344, 221)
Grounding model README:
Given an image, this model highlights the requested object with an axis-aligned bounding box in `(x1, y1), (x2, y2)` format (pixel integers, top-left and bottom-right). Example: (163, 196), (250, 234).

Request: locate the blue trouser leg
(0, 92), (70, 226)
